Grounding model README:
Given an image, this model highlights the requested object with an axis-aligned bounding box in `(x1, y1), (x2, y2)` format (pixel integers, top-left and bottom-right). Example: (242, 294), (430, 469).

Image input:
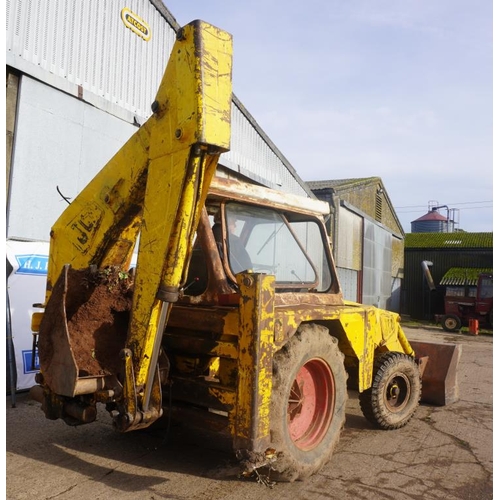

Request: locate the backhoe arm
(34, 20), (233, 431)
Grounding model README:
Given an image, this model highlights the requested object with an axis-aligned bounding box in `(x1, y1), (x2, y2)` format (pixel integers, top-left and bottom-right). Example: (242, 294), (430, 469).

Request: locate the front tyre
(269, 324), (347, 481)
(359, 352), (421, 430)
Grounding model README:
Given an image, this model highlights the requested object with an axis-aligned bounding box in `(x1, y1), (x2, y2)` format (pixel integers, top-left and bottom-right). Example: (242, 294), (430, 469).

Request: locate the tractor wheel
(441, 314), (462, 332)
(269, 323), (347, 482)
(359, 352), (421, 430)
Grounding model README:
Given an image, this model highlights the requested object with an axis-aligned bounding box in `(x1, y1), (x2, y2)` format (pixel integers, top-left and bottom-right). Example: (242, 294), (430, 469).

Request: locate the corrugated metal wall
(390, 277), (401, 313)
(411, 220), (450, 233)
(363, 220), (392, 309)
(334, 205), (400, 311)
(403, 248), (493, 319)
(337, 267), (358, 302)
(6, 0), (174, 117)
(335, 206), (362, 302)
(6, 0), (310, 197)
(227, 99), (305, 194)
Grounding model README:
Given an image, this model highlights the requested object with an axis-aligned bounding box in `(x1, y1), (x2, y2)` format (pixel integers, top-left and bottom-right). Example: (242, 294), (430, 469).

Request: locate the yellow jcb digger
(30, 20), (461, 482)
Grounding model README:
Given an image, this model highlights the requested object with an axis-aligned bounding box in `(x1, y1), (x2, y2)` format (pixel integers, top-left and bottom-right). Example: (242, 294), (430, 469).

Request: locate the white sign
(6, 240), (138, 392)
(6, 239), (49, 391)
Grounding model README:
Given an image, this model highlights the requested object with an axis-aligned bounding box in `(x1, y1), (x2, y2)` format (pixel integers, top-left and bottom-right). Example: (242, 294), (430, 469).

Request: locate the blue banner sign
(15, 254), (49, 276)
(22, 349), (39, 374)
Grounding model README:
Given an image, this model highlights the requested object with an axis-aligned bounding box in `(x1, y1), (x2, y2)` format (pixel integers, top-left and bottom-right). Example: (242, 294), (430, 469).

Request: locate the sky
(163, 1), (493, 234)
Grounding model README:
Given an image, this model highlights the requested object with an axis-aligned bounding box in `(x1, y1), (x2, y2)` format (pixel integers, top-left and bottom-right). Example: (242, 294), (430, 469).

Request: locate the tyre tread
(359, 351), (421, 430)
(269, 324), (348, 481)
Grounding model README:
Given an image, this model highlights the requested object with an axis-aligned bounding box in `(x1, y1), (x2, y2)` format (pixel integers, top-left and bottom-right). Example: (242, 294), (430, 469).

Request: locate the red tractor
(436, 269), (493, 332)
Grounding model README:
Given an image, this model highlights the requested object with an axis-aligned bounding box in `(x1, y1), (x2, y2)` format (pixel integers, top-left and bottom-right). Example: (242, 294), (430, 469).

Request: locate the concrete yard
(5, 326), (493, 500)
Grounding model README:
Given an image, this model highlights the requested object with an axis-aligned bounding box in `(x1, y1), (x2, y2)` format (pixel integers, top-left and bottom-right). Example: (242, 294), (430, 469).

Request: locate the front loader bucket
(412, 341), (462, 406)
(38, 265), (131, 397)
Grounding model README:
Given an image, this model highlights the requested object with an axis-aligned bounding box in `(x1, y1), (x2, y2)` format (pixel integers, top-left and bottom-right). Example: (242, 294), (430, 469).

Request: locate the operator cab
(183, 196), (338, 299)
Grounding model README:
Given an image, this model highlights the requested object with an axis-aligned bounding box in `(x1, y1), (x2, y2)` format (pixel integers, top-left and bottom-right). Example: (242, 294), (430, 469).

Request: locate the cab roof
(209, 176), (330, 217)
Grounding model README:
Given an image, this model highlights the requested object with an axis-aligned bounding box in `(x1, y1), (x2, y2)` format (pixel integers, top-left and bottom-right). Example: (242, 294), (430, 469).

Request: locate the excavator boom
(33, 20), (232, 431)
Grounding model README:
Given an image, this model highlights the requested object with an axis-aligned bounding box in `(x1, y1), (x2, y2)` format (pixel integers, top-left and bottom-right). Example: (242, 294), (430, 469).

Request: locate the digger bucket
(412, 341), (462, 406)
(37, 265), (130, 398)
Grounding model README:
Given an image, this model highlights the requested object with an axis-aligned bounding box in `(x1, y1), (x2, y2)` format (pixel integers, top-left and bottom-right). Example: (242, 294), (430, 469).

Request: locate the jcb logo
(121, 8), (151, 41)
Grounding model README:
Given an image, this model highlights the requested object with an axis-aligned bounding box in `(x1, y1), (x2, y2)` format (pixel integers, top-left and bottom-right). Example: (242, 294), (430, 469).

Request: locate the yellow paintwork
(231, 273), (275, 448)
(31, 312), (43, 332)
(122, 23), (232, 409)
(208, 357), (220, 378)
(209, 386), (236, 408)
(41, 21), (231, 303)
(270, 300), (414, 393)
(42, 124), (151, 306)
(187, 274), (417, 448)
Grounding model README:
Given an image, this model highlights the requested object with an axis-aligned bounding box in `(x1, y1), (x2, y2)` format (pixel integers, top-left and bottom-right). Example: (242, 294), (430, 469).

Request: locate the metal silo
(411, 209), (451, 233)
(411, 201), (459, 233)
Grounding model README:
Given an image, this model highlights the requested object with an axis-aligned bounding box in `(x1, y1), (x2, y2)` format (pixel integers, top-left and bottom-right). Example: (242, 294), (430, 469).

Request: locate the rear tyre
(359, 352), (421, 430)
(269, 324), (347, 482)
(441, 314), (461, 332)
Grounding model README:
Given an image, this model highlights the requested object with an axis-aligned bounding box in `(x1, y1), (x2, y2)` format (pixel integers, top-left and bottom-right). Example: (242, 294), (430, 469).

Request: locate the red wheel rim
(287, 358), (335, 450)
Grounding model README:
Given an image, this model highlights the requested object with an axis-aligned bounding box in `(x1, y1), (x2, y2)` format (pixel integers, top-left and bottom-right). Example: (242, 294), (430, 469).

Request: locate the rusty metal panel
(232, 273), (275, 451)
(411, 341), (462, 406)
(210, 177), (328, 216)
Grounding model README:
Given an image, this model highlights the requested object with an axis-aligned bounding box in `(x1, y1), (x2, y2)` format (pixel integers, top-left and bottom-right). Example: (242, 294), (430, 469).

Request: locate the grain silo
(411, 204), (458, 233)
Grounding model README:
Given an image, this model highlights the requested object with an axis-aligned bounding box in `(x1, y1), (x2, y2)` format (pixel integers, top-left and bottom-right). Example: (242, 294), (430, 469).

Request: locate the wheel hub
(385, 374), (410, 412)
(287, 358), (335, 451)
(389, 383), (400, 399)
(289, 380), (304, 419)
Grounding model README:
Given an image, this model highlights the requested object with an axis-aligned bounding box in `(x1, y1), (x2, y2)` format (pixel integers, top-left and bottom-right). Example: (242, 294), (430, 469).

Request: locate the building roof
(405, 232), (493, 249)
(412, 210), (448, 223)
(307, 177), (381, 192)
(307, 176), (404, 236)
(439, 267), (493, 286)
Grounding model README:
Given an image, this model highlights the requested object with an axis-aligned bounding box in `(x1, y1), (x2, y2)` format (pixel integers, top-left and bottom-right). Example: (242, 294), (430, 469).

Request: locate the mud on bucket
(37, 265), (133, 397)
